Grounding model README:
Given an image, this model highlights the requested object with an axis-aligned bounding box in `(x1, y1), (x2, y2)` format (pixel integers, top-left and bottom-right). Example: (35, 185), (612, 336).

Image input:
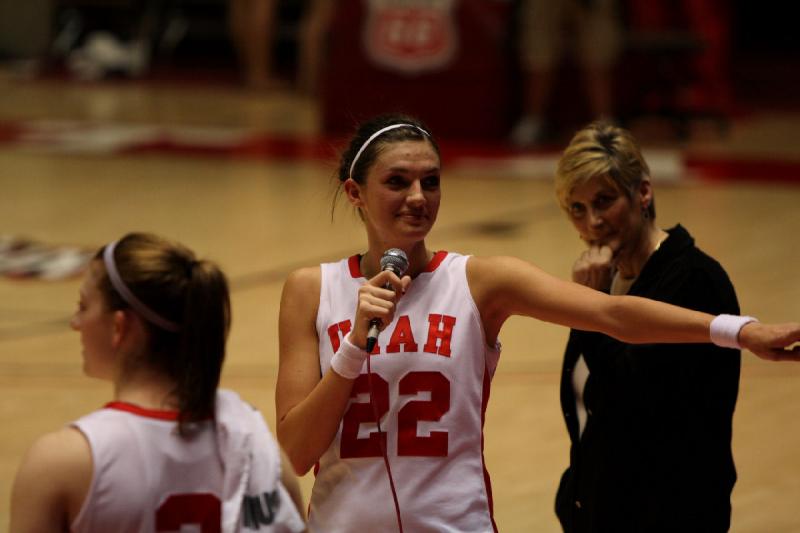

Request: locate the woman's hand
(739, 322), (800, 361)
(349, 270), (411, 349)
(572, 245), (614, 291)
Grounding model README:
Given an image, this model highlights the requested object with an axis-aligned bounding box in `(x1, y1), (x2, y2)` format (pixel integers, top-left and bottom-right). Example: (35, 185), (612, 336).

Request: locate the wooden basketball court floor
(1, 78), (799, 532)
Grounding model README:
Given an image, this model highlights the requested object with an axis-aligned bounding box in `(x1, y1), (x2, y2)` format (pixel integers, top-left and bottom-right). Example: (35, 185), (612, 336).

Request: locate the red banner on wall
(364, 0), (458, 74)
(321, 0), (514, 140)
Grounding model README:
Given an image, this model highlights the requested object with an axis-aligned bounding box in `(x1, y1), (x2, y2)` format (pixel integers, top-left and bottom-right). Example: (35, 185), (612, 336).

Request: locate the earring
(642, 206), (650, 220)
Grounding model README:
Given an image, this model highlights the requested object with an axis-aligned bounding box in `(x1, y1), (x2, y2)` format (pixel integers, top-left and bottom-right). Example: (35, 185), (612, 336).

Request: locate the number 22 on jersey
(340, 371), (450, 458)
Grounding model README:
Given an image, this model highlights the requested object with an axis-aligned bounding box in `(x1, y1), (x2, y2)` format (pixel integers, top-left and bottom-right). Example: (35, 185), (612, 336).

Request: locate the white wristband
(710, 314), (758, 349)
(330, 334), (368, 379)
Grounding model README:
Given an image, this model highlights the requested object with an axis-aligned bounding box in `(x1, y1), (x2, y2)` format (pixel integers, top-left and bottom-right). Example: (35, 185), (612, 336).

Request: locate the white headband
(348, 123), (431, 180)
(103, 241), (180, 332)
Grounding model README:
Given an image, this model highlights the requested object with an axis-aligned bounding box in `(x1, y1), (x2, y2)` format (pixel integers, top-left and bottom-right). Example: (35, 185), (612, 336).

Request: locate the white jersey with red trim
(71, 389), (303, 533)
(311, 251), (501, 532)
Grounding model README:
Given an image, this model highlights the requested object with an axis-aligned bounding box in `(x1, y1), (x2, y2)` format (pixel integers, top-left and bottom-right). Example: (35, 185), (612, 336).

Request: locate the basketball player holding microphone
(275, 114), (800, 532)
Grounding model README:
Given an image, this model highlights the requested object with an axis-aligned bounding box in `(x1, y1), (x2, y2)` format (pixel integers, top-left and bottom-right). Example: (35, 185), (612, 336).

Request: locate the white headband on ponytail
(103, 241), (180, 332)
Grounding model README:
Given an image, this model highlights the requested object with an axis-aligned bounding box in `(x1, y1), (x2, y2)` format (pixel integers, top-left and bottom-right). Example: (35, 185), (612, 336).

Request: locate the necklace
(652, 230), (669, 253)
(614, 230), (668, 290)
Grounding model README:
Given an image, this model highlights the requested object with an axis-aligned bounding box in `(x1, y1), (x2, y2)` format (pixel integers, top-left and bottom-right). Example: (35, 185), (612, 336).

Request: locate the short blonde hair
(555, 122), (654, 218)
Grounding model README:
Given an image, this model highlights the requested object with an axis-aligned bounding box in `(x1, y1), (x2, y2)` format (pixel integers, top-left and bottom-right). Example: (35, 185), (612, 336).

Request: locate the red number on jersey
(397, 371), (450, 456)
(340, 374), (389, 458)
(155, 493), (221, 532)
(339, 371), (450, 458)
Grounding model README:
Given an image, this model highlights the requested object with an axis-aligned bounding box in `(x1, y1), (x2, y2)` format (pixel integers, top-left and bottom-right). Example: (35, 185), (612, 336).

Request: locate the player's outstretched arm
(468, 255), (800, 357)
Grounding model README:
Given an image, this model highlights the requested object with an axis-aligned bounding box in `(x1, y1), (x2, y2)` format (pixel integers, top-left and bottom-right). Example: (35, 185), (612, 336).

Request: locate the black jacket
(556, 225), (741, 533)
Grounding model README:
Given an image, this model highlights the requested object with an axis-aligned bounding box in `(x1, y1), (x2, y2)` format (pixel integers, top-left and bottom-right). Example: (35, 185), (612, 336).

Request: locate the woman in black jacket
(553, 122), (740, 532)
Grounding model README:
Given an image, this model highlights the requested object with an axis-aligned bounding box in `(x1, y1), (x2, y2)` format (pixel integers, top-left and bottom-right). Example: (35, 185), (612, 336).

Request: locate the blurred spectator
(229, 0), (332, 92)
(626, 0), (733, 118)
(510, 0), (623, 147)
(229, 0), (285, 89)
(296, 0), (333, 96)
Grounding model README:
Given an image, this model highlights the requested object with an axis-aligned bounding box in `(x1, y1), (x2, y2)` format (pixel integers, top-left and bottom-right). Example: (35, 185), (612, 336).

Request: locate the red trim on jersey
(348, 254), (362, 278)
(424, 251), (448, 272)
(348, 251), (449, 279)
(104, 401), (180, 421)
(480, 367), (498, 532)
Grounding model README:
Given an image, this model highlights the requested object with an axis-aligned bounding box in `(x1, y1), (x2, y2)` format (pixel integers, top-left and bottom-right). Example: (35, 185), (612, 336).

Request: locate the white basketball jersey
(71, 390), (302, 533)
(312, 252), (501, 532)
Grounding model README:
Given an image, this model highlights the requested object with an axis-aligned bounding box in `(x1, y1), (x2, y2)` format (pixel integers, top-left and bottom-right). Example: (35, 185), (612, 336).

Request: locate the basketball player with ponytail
(10, 232), (306, 533)
(276, 113), (800, 532)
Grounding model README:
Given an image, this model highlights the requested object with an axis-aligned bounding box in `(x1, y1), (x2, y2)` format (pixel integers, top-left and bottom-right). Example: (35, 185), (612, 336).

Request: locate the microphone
(365, 248), (409, 353)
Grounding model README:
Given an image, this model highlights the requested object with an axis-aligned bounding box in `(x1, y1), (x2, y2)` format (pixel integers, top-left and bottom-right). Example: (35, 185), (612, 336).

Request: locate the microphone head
(380, 248), (409, 276)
